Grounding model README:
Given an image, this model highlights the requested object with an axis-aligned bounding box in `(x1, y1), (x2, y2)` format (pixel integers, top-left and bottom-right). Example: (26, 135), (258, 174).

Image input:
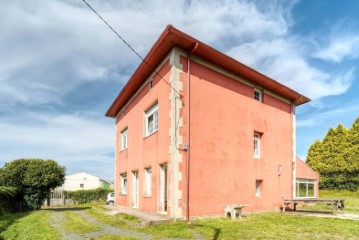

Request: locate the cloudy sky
(1, 0), (359, 182)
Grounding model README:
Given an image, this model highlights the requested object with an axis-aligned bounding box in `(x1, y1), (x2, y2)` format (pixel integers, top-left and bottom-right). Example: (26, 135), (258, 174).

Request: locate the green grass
(86, 208), (134, 228)
(97, 235), (138, 240)
(63, 211), (102, 233)
(0, 210), (60, 240)
(191, 212), (359, 239)
(321, 190), (359, 213)
(142, 221), (193, 239)
(1, 190), (358, 239)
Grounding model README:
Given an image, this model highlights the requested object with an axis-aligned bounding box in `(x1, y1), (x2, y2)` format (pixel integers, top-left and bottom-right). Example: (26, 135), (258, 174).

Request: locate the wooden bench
(224, 204), (248, 219)
(282, 199), (345, 214)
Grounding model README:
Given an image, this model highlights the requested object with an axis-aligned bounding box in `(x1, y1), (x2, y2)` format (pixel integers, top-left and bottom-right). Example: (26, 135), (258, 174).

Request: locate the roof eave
(106, 25), (310, 118)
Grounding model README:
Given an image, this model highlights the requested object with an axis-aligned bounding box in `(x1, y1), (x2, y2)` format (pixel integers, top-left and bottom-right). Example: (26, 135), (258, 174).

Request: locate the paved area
(102, 205), (172, 225)
(286, 211), (359, 221)
(50, 207), (152, 240)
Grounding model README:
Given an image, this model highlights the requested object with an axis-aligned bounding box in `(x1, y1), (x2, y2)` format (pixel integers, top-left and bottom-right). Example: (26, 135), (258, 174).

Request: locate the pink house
(106, 25), (315, 219)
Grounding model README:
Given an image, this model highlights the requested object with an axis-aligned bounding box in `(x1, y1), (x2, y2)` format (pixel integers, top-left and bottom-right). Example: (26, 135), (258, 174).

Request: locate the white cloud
(314, 35), (359, 62)
(296, 99), (359, 127)
(0, 112), (115, 180)
(226, 25), (355, 100)
(313, 20), (359, 62)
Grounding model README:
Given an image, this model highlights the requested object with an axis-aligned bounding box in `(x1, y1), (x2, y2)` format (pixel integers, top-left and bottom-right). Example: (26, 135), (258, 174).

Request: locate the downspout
(186, 43), (198, 222)
(291, 104), (296, 199)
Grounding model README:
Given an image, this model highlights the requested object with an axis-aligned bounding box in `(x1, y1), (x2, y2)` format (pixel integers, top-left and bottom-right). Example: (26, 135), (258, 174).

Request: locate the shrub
(0, 158), (65, 210)
(64, 188), (112, 204)
(0, 186), (17, 215)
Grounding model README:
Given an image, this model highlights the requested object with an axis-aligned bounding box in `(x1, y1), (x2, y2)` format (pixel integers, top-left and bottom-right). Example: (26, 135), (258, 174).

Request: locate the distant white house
(61, 172), (113, 191)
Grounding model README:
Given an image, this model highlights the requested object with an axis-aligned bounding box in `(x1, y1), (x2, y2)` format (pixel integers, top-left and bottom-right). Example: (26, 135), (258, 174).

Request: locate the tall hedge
(64, 188), (112, 204)
(0, 159), (65, 210)
(307, 117), (359, 190)
(0, 186), (17, 215)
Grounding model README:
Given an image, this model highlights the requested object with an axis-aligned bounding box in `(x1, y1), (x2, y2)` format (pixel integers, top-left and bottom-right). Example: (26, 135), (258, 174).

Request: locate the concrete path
(49, 207), (152, 240)
(286, 211), (359, 221)
(102, 205), (172, 225)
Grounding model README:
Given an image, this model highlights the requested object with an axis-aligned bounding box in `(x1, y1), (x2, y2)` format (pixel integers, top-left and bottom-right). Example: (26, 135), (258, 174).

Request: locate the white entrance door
(158, 164), (168, 213)
(132, 171), (139, 208)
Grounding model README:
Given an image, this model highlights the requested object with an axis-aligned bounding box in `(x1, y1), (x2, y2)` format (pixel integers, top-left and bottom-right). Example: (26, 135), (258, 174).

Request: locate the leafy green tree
(307, 118), (359, 191)
(348, 118), (359, 173)
(0, 159), (65, 210)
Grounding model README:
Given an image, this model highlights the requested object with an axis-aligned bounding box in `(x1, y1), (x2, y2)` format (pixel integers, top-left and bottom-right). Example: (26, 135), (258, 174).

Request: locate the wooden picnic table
(282, 198), (345, 214)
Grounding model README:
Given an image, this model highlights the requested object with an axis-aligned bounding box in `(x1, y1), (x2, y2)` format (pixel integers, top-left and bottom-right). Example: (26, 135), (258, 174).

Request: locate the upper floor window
(145, 103), (158, 136)
(254, 133), (261, 158)
(254, 89), (262, 102)
(121, 128), (128, 150)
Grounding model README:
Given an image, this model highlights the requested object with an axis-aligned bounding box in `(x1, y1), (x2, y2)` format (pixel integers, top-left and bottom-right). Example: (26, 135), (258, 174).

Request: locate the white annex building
(61, 172), (112, 191)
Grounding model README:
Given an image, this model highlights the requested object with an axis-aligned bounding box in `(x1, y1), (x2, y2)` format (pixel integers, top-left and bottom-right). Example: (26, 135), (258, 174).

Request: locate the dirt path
(49, 208), (152, 240)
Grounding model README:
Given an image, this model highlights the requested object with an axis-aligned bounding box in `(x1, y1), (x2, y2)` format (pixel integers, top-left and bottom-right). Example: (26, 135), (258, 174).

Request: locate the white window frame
(254, 89), (262, 102)
(296, 179), (316, 198)
(145, 103), (158, 137)
(121, 128), (128, 150)
(120, 173), (127, 195)
(144, 167), (152, 196)
(256, 180), (262, 197)
(254, 133), (261, 158)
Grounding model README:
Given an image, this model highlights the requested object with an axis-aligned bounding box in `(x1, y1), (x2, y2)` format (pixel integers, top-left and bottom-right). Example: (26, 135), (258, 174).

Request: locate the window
(296, 179), (316, 198)
(256, 180), (262, 197)
(80, 183), (84, 189)
(145, 103), (158, 136)
(144, 168), (152, 196)
(254, 133), (261, 158)
(121, 128), (128, 150)
(120, 173), (127, 195)
(254, 89), (262, 102)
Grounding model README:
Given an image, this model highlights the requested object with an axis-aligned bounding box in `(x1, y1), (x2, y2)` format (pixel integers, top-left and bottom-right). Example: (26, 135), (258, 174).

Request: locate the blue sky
(1, 0), (358, 182)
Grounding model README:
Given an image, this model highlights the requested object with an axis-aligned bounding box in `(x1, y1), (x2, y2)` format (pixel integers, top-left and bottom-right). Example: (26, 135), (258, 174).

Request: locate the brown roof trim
(106, 25), (310, 118)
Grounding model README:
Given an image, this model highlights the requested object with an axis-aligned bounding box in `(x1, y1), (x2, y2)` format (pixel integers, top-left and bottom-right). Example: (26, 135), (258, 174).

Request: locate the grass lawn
(1, 190), (358, 239)
(63, 211), (102, 233)
(298, 189), (359, 213)
(0, 210), (60, 240)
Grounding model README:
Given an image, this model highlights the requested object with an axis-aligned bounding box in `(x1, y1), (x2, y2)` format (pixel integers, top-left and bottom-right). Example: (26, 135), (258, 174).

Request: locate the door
(132, 171), (139, 208)
(159, 164), (168, 213)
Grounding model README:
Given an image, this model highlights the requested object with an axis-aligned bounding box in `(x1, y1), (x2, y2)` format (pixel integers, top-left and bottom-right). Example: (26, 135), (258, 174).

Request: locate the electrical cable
(82, 0), (183, 98)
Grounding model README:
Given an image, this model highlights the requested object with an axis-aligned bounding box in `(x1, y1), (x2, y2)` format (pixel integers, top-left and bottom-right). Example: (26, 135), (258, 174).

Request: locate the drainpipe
(291, 104), (296, 199)
(186, 43), (198, 223)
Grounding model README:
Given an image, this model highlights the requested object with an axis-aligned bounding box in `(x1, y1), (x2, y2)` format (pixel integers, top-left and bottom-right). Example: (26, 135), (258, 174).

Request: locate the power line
(82, 0), (183, 97)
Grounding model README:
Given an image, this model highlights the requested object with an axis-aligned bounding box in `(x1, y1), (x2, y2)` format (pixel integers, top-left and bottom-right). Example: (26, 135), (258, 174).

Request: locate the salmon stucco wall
(115, 58), (172, 214)
(183, 56), (294, 216)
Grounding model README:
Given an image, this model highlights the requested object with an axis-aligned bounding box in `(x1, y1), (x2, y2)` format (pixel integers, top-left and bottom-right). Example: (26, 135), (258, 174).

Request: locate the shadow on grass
(0, 211), (30, 239)
(191, 224), (221, 240)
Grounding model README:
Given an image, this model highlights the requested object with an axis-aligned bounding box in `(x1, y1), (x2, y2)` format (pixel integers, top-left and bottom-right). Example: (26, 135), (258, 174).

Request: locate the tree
(0, 159), (65, 210)
(307, 118), (359, 190)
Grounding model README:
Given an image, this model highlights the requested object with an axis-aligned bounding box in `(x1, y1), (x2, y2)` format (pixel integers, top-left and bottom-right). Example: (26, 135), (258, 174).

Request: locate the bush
(0, 186), (17, 215)
(0, 159), (65, 210)
(64, 188), (112, 204)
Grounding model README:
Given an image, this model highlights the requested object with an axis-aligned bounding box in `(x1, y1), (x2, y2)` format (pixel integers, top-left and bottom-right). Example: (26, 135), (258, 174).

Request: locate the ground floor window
(255, 180), (262, 197)
(144, 167), (152, 196)
(296, 178), (316, 198)
(120, 173), (127, 195)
